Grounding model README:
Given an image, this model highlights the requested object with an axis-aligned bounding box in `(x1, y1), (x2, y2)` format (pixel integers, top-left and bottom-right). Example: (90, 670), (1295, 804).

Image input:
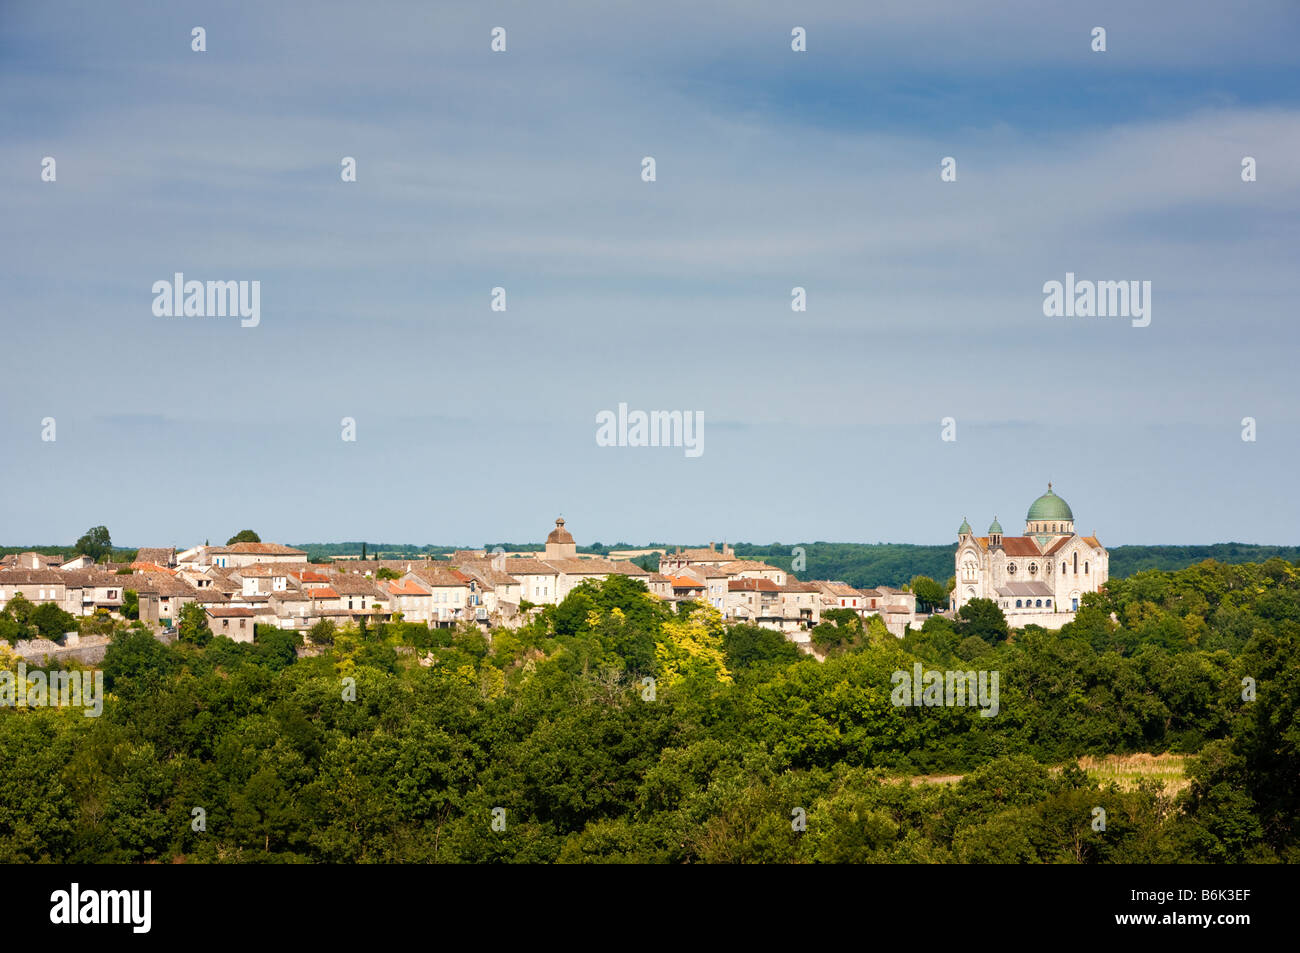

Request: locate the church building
(953, 484), (1108, 628)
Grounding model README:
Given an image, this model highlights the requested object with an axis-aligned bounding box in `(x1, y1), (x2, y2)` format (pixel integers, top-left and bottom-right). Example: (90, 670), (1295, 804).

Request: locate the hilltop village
(0, 518), (919, 658)
(0, 486), (1109, 663)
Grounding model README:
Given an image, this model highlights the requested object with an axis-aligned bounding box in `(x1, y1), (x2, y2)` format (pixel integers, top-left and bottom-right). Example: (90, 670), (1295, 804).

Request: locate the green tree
(177, 601), (212, 646)
(723, 623), (802, 670)
(122, 589), (139, 620)
(101, 625), (178, 693)
(957, 598), (1010, 645)
(307, 619), (337, 645)
(226, 529), (261, 545)
(75, 525), (112, 561)
(910, 575), (947, 612)
(30, 602), (77, 641)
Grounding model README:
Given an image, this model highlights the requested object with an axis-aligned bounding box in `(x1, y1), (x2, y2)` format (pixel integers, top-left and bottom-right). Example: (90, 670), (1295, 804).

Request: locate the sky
(2, 1), (1299, 549)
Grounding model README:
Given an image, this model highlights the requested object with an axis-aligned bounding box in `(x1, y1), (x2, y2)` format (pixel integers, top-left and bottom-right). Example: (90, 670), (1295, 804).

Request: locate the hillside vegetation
(0, 557), (1295, 863)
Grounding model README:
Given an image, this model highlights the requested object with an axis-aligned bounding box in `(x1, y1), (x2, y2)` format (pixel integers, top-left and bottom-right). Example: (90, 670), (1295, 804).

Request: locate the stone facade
(952, 484), (1108, 630)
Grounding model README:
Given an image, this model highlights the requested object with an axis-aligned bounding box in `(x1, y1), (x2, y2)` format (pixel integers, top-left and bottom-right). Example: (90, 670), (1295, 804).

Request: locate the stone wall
(13, 635), (112, 666)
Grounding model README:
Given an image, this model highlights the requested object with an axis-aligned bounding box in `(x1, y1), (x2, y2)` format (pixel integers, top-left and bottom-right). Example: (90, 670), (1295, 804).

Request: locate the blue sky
(2, 1), (1299, 549)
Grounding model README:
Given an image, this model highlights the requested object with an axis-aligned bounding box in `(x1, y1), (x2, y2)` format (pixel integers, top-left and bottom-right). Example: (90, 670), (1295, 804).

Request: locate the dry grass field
(885, 753), (1192, 796)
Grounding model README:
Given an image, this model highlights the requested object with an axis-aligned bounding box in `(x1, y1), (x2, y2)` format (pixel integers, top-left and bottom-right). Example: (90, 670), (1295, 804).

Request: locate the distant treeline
(293, 542), (638, 560)
(7, 541), (1298, 588)
(295, 541), (1300, 586)
(0, 546), (137, 563)
(731, 543), (1300, 589)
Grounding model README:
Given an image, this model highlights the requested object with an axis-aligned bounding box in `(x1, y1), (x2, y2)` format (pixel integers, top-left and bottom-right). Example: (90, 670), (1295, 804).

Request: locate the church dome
(546, 518), (575, 545)
(958, 518), (972, 536)
(1026, 485), (1073, 522)
(988, 517), (1003, 535)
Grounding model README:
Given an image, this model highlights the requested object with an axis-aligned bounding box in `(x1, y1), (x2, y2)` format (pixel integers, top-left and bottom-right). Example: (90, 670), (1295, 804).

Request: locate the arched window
(1084, 562), (1089, 574)
(1073, 552), (1078, 573)
(1015, 600), (1022, 608)
(1062, 562), (1066, 573)
(1046, 599), (1052, 607)
(1035, 599), (1042, 607)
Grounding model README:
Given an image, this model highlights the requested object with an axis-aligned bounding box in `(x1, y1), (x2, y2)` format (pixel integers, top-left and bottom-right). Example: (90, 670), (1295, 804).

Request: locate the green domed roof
(1027, 484), (1073, 522)
(988, 517), (1003, 535)
(959, 518), (972, 535)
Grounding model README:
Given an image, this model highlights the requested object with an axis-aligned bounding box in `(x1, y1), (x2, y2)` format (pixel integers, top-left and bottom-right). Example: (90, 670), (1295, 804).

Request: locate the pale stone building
(952, 484), (1108, 629)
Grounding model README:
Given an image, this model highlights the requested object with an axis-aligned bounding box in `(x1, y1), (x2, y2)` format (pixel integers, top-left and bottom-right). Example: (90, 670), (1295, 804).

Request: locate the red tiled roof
(130, 561), (175, 574)
(976, 536), (1041, 556)
(411, 567), (471, 588)
(208, 542), (306, 555)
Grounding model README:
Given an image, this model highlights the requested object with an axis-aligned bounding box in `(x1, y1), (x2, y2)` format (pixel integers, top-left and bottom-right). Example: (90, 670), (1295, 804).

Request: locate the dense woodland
(728, 542), (1300, 590)
(0, 557), (1295, 863)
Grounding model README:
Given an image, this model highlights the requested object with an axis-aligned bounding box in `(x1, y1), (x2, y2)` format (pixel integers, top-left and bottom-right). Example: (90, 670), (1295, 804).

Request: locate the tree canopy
(74, 525), (112, 561)
(0, 558), (1295, 863)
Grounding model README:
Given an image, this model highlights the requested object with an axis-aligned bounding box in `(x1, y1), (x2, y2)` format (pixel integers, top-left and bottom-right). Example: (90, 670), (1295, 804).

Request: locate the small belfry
(953, 484), (1108, 628)
(544, 517), (577, 560)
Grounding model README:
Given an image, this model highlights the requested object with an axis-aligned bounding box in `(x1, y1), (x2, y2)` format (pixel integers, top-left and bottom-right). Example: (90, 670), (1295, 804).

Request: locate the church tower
(544, 517), (577, 560)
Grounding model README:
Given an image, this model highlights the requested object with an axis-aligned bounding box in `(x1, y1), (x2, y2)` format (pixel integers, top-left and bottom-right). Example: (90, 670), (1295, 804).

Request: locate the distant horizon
(5, 538), (1300, 551)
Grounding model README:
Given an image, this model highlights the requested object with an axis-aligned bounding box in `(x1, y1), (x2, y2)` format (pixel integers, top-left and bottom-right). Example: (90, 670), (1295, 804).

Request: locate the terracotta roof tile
(207, 542), (307, 556)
